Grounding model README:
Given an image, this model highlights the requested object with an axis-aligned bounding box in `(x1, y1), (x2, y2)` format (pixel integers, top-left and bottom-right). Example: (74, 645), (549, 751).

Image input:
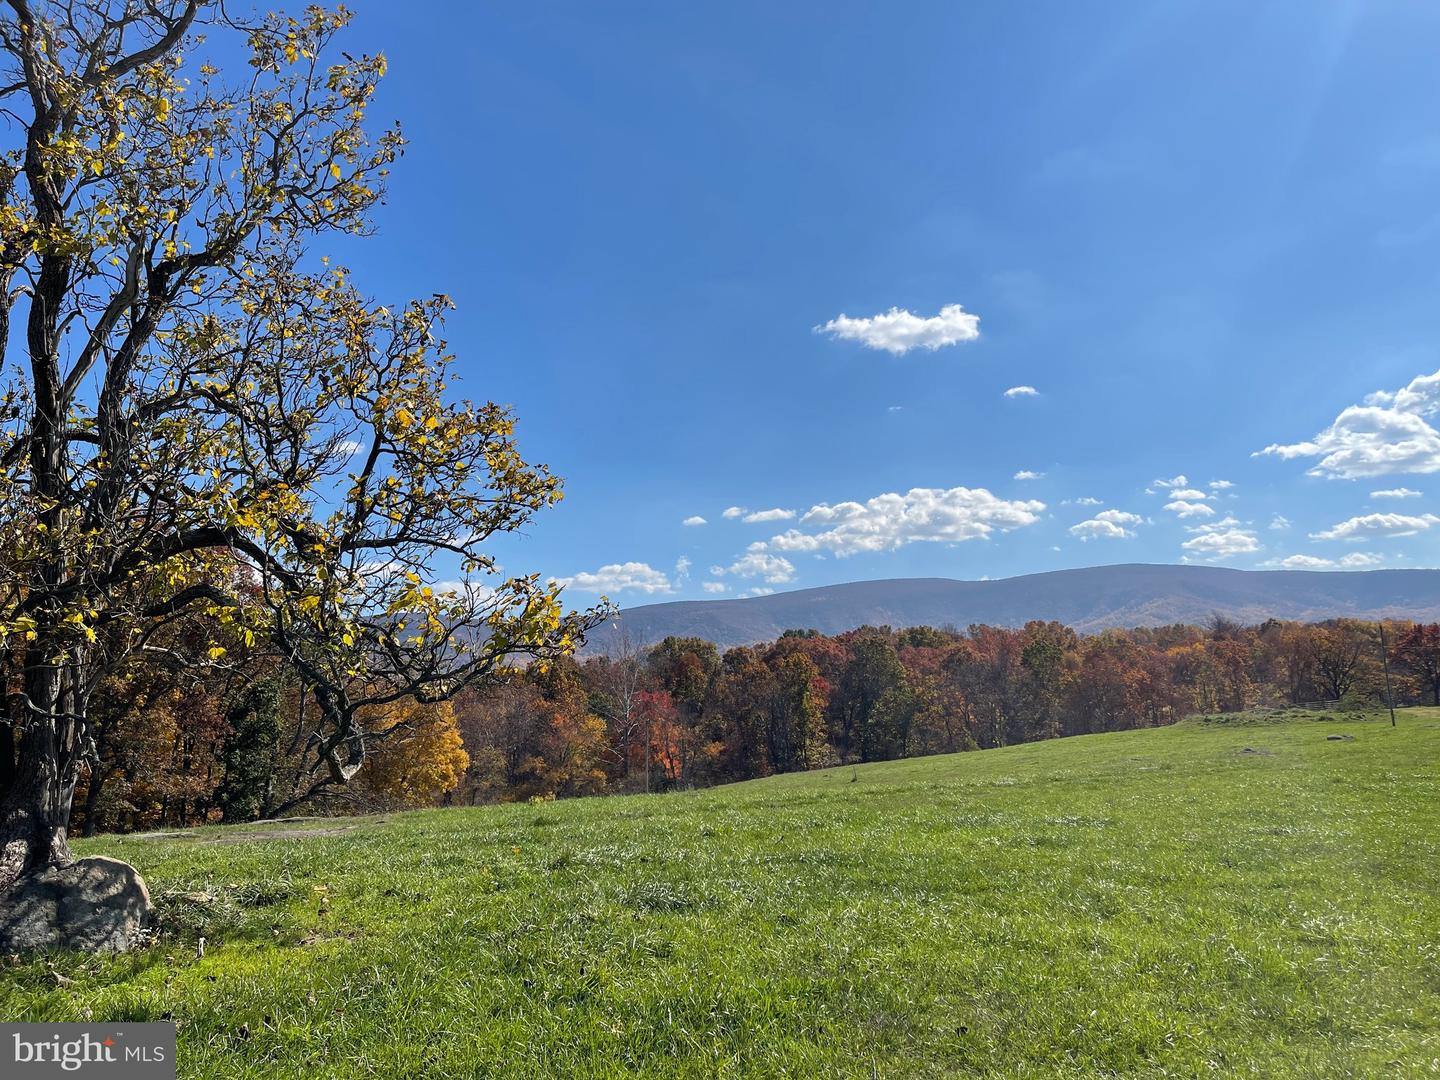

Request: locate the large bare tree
(0, 1), (600, 890)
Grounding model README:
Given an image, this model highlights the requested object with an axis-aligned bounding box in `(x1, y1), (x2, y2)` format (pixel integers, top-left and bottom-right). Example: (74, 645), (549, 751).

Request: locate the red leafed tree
(634, 689), (680, 789)
(1391, 623), (1440, 705)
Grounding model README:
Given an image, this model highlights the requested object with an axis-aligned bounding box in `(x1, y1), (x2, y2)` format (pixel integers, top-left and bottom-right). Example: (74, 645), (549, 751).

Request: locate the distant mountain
(585, 564), (1440, 652)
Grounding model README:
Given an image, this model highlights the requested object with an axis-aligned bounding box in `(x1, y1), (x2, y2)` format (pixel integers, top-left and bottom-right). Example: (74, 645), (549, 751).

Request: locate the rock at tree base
(0, 856), (152, 953)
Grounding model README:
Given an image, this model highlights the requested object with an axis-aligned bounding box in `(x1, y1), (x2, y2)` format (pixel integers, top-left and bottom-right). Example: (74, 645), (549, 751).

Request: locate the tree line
(48, 616), (1440, 832)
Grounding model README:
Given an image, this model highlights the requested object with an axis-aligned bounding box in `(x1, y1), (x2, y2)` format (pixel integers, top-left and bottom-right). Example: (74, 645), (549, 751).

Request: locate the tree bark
(80, 764), (105, 838)
(0, 719), (14, 802)
(0, 668), (80, 891)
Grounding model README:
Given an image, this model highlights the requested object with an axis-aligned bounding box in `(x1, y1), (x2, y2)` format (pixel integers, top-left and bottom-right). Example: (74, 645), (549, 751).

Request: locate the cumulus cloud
(814, 304), (980, 355)
(1256, 368), (1440, 478)
(1146, 475), (1189, 493)
(1269, 514), (1292, 531)
(1163, 499), (1216, 519)
(1069, 509), (1143, 540)
(1271, 554), (1336, 570)
(1167, 488), (1211, 501)
(1309, 512), (1440, 542)
(675, 556), (691, 579)
(1209, 479), (1235, 490)
(742, 508), (795, 524)
(722, 506), (746, 519)
(1013, 470), (1045, 480)
(1181, 518), (1261, 560)
(1372, 487), (1422, 499)
(701, 581), (727, 594)
(682, 515), (708, 526)
(1267, 552), (1385, 570)
(1065, 496), (1103, 507)
(1340, 552), (1384, 567)
(1004, 385), (1039, 398)
(756, 486), (1045, 556)
(711, 552), (797, 584)
(554, 561), (673, 595)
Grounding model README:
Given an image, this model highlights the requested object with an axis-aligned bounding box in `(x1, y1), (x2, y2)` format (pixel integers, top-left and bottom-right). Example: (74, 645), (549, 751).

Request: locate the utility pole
(1379, 622), (1397, 727)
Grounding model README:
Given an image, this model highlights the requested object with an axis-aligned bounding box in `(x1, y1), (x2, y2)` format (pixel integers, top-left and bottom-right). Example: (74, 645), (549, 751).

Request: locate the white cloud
(814, 303), (981, 356)
(682, 515), (708, 526)
(1163, 499), (1216, 519)
(1309, 512), (1440, 542)
(1069, 509), (1143, 541)
(701, 581), (727, 594)
(759, 486), (1045, 556)
(1371, 487), (1422, 499)
(1013, 470), (1045, 480)
(675, 556), (692, 579)
(748, 587), (776, 597)
(1181, 519), (1261, 560)
(1004, 385), (1039, 398)
(1065, 496), (1103, 507)
(1256, 368), (1440, 478)
(742, 508), (795, 524)
(1267, 551), (1385, 570)
(722, 506), (746, 519)
(554, 562), (674, 595)
(1146, 475), (1189, 493)
(712, 553), (797, 584)
(1269, 514), (1292, 531)
(336, 439), (365, 458)
(1167, 488), (1211, 501)
(1208, 479), (1235, 490)
(1272, 554), (1336, 570)
(1341, 552), (1384, 567)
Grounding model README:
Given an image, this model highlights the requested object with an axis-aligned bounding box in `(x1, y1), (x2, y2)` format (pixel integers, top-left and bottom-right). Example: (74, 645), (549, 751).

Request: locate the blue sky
(332, 0), (1440, 602)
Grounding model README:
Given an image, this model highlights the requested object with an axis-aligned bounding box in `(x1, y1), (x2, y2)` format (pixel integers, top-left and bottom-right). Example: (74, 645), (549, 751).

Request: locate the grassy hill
(5, 710), (1438, 1078)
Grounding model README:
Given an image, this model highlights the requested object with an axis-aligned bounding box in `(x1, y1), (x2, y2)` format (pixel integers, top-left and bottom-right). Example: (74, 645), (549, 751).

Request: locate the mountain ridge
(586, 563), (1440, 651)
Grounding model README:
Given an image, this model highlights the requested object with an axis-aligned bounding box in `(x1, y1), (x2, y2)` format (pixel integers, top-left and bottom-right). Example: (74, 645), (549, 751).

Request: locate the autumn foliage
(53, 612), (1436, 834)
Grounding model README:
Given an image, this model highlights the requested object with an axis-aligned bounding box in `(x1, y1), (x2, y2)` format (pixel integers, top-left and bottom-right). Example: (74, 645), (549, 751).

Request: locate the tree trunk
(0, 719), (14, 801)
(0, 709), (78, 892)
(81, 764), (106, 838)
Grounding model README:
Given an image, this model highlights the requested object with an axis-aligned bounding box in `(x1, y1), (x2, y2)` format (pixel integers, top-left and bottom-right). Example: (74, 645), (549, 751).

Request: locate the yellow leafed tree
(0, 1), (605, 893)
(358, 700), (469, 808)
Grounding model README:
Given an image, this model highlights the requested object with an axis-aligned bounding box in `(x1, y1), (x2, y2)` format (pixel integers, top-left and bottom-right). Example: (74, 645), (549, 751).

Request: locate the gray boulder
(0, 856), (152, 953)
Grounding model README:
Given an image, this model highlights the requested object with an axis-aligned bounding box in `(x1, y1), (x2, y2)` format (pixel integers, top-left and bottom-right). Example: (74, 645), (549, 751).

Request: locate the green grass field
(4, 710), (1438, 1077)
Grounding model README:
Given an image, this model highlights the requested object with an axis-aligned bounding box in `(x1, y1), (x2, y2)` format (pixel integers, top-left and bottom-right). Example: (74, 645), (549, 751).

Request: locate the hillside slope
(7, 710), (1438, 1077)
(593, 563), (1440, 649)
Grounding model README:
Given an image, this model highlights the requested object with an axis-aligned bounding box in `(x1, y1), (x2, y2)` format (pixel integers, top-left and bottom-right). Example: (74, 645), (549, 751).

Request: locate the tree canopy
(0, 0), (600, 889)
